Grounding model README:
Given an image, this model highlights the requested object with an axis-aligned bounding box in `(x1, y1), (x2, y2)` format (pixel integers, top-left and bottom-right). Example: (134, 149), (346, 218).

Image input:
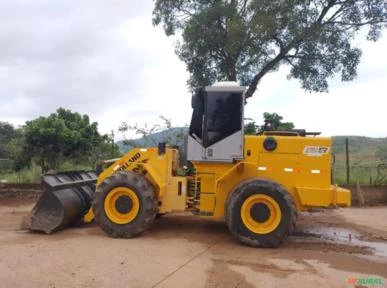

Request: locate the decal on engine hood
(303, 146), (329, 157)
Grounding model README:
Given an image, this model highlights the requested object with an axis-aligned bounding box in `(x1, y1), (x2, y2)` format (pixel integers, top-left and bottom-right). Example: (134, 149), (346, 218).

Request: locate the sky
(0, 0), (386, 139)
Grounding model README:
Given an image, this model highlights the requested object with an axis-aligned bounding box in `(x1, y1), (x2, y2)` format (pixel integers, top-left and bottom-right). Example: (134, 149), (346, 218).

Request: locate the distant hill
(332, 136), (387, 156)
(117, 127), (188, 153)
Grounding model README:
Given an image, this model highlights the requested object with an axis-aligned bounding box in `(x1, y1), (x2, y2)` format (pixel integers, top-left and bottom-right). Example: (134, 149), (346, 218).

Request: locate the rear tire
(226, 179), (296, 247)
(93, 171), (157, 238)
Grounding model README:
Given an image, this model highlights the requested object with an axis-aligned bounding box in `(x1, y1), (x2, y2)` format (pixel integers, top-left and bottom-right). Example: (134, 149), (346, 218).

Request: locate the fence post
(356, 181), (365, 206)
(345, 138), (350, 184)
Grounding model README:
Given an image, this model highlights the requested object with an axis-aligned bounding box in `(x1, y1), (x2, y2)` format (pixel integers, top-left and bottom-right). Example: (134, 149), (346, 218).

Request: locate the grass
(332, 164), (386, 185)
(0, 164), (42, 183)
(0, 161), (94, 184)
(332, 136), (387, 185)
(58, 161), (93, 172)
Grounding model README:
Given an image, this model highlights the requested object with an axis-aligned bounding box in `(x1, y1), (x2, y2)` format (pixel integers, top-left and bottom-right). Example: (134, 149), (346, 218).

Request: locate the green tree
(153, 0), (387, 97)
(0, 122), (17, 158)
(24, 108), (105, 173)
(245, 112), (295, 134)
(5, 129), (31, 171)
(244, 121), (257, 135)
(260, 112), (295, 131)
(88, 134), (121, 167)
(0, 122), (30, 171)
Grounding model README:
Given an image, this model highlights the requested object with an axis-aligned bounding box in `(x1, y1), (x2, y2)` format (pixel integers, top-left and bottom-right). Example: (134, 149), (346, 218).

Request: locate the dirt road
(0, 199), (386, 288)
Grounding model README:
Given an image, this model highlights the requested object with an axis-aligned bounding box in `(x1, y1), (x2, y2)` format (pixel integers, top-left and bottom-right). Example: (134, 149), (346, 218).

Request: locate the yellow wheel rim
(240, 194), (282, 234)
(104, 187), (140, 224)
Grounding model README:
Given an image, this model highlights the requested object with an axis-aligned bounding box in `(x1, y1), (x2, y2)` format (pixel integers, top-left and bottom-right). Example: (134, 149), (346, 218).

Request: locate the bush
(0, 164), (41, 183)
(0, 159), (14, 173)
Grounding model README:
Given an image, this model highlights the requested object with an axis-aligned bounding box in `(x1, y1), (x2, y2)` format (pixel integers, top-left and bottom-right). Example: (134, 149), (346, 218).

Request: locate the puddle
(293, 227), (387, 258)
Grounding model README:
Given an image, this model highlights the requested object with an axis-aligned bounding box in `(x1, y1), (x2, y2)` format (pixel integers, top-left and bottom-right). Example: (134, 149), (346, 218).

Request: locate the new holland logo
(303, 146), (329, 156)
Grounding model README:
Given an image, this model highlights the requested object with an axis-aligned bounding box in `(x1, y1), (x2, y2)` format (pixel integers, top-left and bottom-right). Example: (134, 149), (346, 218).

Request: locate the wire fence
(333, 160), (386, 185)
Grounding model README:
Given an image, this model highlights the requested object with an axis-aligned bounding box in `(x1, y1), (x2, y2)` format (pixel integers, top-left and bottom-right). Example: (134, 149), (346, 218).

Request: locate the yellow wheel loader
(26, 82), (350, 247)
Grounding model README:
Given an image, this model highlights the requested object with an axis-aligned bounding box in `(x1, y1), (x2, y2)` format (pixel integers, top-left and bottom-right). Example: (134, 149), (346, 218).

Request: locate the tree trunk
(226, 57), (237, 82)
(245, 38), (300, 98)
(245, 54), (284, 98)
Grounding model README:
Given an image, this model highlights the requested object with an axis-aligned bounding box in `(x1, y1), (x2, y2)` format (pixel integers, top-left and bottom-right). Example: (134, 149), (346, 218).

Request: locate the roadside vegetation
(1, 111), (386, 184)
(332, 136), (387, 185)
(0, 108), (120, 183)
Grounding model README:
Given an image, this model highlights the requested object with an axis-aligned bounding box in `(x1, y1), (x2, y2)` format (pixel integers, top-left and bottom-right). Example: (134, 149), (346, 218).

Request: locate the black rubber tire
(92, 171), (157, 238)
(226, 178), (297, 248)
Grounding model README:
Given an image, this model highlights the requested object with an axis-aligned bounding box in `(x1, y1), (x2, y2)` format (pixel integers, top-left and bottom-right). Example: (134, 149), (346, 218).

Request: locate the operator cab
(187, 82), (246, 162)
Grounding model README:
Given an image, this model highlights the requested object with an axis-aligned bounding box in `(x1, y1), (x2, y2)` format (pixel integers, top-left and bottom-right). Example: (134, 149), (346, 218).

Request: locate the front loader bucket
(25, 171), (97, 234)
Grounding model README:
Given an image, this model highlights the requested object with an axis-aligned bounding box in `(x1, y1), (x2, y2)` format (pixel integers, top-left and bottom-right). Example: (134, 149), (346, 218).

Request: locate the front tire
(226, 179), (296, 247)
(93, 171), (157, 238)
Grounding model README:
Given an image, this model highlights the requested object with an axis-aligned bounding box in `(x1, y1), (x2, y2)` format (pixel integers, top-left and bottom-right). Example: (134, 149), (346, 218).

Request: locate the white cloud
(0, 0), (386, 139)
